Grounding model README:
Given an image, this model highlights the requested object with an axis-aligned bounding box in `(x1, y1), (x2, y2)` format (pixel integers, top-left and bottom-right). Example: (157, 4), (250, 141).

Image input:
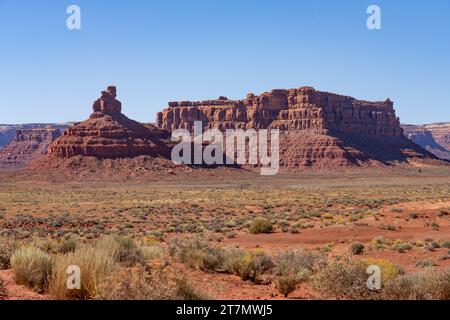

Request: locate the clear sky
(0, 0), (449, 124)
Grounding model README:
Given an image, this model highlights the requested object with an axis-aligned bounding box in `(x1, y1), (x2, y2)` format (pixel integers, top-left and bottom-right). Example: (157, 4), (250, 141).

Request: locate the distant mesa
(157, 87), (443, 169)
(0, 123), (69, 149)
(0, 127), (62, 169)
(402, 123), (450, 160)
(47, 86), (171, 159)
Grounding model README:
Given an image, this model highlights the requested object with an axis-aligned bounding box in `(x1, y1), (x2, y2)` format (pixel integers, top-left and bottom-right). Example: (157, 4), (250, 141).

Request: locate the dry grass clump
(170, 236), (225, 271)
(0, 237), (15, 270)
(174, 276), (210, 300)
(49, 239), (118, 300)
(273, 250), (324, 297)
(48, 236), (179, 300)
(170, 236), (274, 283)
(8, 235), (171, 299)
(96, 266), (175, 300)
(275, 250), (325, 274)
(58, 238), (77, 254)
(382, 268), (450, 300)
(112, 236), (147, 267)
(370, 236), (390, 250)
(313, 256), (449, 300)
(140, 244), (166, 261)
(0, 278), (7, 300)
(96, 266), (208, 300)
(312, 256), (377, 299)
(10, 246), (53, 292)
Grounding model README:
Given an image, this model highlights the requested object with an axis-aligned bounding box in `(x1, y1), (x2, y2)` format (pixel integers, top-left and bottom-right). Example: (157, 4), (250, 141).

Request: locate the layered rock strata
(0, 127), (62, 168)
(48, 86), (171, 159)
(157, 87), (438, 168)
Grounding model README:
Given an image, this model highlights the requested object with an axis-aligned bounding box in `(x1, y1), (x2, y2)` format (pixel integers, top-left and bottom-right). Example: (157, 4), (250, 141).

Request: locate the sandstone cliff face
(421, 123), (450, 151)
(0, 126), (17, 148)
(157, 87), (402, 137)
(157, 87), (438, 169)
(0, 127), (62, 168)
(0, 123), (68, 148)
(402, 123), (450, 160)
(46, 86), (172, 159)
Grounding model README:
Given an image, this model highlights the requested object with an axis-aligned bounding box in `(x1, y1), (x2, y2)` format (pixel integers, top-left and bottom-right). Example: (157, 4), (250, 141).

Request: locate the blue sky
(0, 0), (449, 124)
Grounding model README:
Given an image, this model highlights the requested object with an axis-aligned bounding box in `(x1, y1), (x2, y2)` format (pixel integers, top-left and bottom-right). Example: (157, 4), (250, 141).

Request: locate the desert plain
(0, 165), (449, 300)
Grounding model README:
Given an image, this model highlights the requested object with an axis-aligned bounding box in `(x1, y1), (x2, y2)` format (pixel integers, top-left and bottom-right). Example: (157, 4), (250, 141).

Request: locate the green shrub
(170, 236), (224, 271)
(393, 243), (413, 253)
(349, 243), (365, 255)
(222, 248), (273, 283)
(10, 246), (53, 292)
(289, 226), (300, 234)
(370, 236), (390, 250)
(438, 210), (449, 217)
(379, 224), (397, 231)
(275, 274), (306, 297)
(441, 241), (450, 249)
(249, 218), (273, 234)
(415, 259), (434, 268)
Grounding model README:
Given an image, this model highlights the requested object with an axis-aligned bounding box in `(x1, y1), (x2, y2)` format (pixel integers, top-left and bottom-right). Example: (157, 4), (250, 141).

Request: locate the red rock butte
(157, 87), (401, 135)
(48, 86), (171, 159)
(157, 86), (438, 168)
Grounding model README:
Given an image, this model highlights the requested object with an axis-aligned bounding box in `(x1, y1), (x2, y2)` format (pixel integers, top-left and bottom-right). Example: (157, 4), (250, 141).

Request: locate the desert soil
(0, 165), (449, 300)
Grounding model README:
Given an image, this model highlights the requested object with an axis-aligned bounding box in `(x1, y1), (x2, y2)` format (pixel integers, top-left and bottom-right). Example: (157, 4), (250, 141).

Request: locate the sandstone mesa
(157, 86), (439, 169)
(0, 127), (62, 169)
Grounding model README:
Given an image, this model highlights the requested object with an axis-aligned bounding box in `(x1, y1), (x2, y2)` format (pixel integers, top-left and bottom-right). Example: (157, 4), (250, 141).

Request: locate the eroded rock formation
(47, 86), (171, 159)
(157, 87), (439, 168)
(157, 87), (402, 137)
